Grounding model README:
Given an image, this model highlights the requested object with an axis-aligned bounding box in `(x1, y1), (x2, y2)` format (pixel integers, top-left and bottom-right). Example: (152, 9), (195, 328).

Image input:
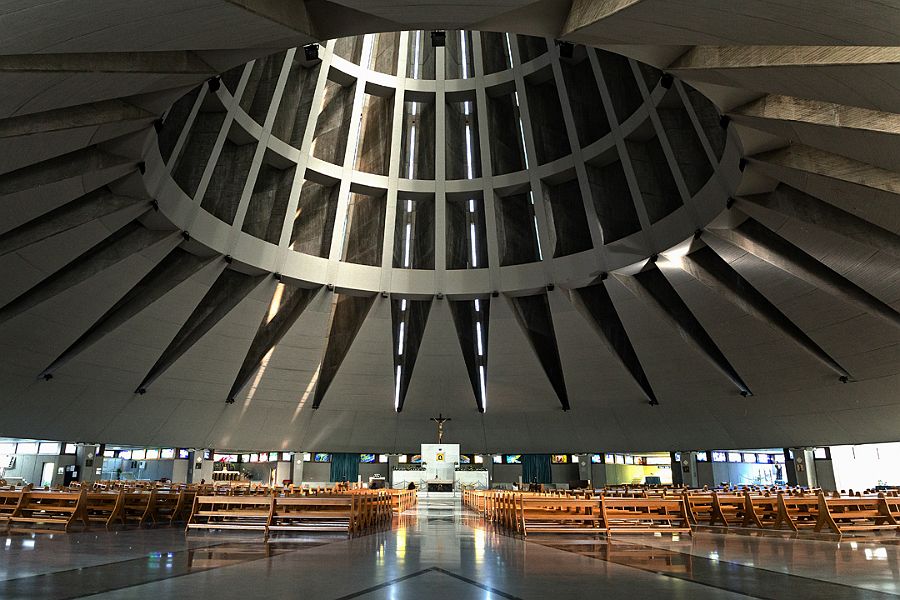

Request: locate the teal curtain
(522, 454), (552, 484)
(330, 453), (359, 482)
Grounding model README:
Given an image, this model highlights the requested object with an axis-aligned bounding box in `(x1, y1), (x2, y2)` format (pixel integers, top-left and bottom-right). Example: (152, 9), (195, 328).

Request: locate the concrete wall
(302, 461), (332, 483)
(171, 459), (189, 483)
(3, 453), (76, 487)
(550, 463), (580, 484)
(192, 459), (214, 484)
(490, 463), (522, 484)
(815, 459), (837, 492)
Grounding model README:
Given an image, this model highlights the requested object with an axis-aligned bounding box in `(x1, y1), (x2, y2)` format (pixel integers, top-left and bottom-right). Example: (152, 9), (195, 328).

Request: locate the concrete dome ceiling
(0, 1), (898, 453)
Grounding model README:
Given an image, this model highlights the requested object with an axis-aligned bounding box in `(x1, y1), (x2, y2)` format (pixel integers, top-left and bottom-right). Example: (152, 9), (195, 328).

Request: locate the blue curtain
(330, 453), (359, 482)
(522, 454), (552, 484)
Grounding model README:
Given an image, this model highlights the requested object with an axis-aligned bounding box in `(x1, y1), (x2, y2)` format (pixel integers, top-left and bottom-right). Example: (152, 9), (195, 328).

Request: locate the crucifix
(430, 413), (451, 443)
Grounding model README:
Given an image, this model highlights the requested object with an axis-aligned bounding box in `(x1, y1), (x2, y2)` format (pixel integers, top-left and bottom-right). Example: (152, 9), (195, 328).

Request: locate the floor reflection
(4, 500), (900, 599)
(538, 538), (693, 575)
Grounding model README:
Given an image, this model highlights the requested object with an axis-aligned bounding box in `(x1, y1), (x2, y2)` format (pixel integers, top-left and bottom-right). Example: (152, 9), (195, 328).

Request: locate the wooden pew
(683, 493), (716, 526)
(816, 492), (899, 537)
(169, 489), (197, 525)
(710, 493), (747, 528)
(601, 497), (692, 537)
(186, 495), (274, 534)
(773, 492), (821, 532)
(742, 492), (780, 529)
(114, 490), (157, 527)
(82, 490), (124, 529)
(0, 490), (24, 528)
(389, 489), (417, 514)
(518, 497), (604, 536)
(882, 494), (900, 522)
(269, 496), (358, 537)
(147, 490), (194, 526)
(8, 490), (87, 532)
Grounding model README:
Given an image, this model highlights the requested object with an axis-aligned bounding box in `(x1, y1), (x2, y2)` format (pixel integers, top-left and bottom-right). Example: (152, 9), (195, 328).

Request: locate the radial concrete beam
(615, 265), (752, 395)
(735, 185), (900, 259)
(0, 220), (176, 325)
(0, 187), (148, 257)
(571, 280), (658, 405)
(563, 0), (644, 35)
(312, 293), (377, 409)
(226, 283), (320, 403)
(671, 46), (900, 71)
(138, 268), (266, 393)
(508, 293), (570, 411)
(0, 51), (216, 74)
(747, 144), (900, 197)
(0, 99), (155, 139)
(0, 146), (137, 196)
(729, 94), (900, 135)
(449, 299), (490, 413)
(40, 249), (218, 378)
(680, 244), (851, 379)
(704, 218), (900, 329)
(225, 0), (315, 35)
(391, 297), (433, 412)
(727, 94), (900, 170)
(667, 46), (900, 112)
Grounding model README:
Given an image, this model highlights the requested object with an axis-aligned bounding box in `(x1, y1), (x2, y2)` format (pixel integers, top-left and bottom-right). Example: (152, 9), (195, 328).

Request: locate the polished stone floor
(2, 498), (900, 599)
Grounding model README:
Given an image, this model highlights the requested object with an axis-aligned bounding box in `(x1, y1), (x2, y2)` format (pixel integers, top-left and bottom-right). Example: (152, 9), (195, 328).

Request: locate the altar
(403, 414), (489, 497)
(421, 443), (459, 497)
(426, 480), (454, 492)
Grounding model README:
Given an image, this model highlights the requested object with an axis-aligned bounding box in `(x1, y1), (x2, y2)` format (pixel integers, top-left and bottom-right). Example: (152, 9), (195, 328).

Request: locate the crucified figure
(430, 413), (451, 443)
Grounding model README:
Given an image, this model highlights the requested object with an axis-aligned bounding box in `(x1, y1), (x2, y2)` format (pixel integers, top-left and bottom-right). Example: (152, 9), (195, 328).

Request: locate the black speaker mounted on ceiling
(303, 44), (319, 61)
(431, 31), (446, 47)
(555, 40), (574, 59)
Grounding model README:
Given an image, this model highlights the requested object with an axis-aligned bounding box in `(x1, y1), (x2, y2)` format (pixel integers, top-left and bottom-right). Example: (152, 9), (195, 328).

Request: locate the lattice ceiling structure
(0, 1), (897, 453)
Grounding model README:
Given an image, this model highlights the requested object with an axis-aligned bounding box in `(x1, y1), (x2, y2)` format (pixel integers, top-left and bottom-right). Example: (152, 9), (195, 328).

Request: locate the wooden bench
(683, 493), (716, 526)
(883, 494), (900, 522)
(742, 492), (780, 529)
(111, 490), (156, 527)
(601, 497), (692, 537)
(388, 489), (417, 514)
(269, 497), (358, 537)
(0, 490), (24, 527)
(518, 497), (604, 536)
(773, 493), (821, 532)
(155, 489), (196, 525)
(186, 495), (274, 535)
(8, 490), (87, 532)
(816, 492), (899, 537)
(82, 491), (124, 529)
(710, 493), (748, 528)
